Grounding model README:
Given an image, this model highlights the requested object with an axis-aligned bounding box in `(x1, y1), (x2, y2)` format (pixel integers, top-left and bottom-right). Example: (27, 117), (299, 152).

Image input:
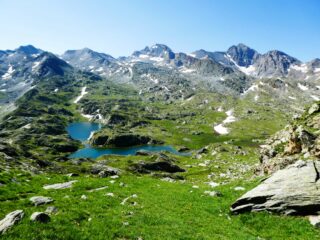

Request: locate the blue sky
(0, 0), (319, 61)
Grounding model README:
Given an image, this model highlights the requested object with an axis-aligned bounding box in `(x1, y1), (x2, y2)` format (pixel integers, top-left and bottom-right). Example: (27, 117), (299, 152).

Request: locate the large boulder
(232, 160), (320, 215)
(0, 210), (24, 234)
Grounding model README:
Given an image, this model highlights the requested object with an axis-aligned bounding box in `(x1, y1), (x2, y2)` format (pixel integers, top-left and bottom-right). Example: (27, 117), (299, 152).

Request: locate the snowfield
(214, 109), (236, 135)
(74, 86), (88, 103)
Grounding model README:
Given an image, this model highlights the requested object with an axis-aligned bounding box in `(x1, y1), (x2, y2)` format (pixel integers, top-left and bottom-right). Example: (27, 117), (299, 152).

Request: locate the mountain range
(0, 43), (319, 115)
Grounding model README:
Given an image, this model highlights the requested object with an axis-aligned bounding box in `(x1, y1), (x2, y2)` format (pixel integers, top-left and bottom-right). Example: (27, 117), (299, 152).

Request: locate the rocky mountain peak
(15, 45), (42, 55)
(308, 58), (320, 68)
(34, 52), (72, 77)
(227, 43), (259, 67)
(254, 50), (301, 77)
(132, 43), (175, 59)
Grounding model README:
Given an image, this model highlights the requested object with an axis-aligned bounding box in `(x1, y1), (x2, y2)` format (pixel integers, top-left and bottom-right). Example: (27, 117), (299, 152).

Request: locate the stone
(204, 191), (222, 197)
(30, 196), (54, 206)
(91, 164), (120, 177)
(88, 186), (108, 192)
(43, 180), (77, 190)
(81, 195), (87, 200)
(309, 215), (320, 228)
(308, 103), (320, 115)
(231, 161), (320, 215)
(121, 194), (138, 205)
(45, 206), (58, 214)
(234, 186), (245, 191)
(105, 193), (114, 197)
(197, 147), (209, 154)
(30, 212), (50, 223)
(0, 210), (24, 234)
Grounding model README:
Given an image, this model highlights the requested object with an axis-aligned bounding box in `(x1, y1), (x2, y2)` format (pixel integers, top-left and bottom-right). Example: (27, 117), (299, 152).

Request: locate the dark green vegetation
(0, 69), (319, 239)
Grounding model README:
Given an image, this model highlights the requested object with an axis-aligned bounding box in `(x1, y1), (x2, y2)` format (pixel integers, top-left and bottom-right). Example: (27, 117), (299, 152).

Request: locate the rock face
(259, 103), (320, 174)
(30, 196), (54, 206)
(227, 43), (259, 67)
(232, 161), (320, 215)
(30, 212), (50, 223)
(0, 210), (24, 234)
(43, 180), (77, 190)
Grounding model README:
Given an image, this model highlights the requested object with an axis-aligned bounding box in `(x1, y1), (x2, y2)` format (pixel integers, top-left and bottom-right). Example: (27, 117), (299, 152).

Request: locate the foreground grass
(0, 171), (319, 240)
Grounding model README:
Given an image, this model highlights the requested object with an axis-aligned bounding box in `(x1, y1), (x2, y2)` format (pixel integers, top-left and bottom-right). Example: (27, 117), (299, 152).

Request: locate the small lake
(67, 122), (101, 142)
(66, 122), (190, 159)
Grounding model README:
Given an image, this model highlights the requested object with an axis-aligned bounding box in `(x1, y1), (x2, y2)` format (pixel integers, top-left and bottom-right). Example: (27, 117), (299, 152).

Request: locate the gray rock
(309, 215), (320, 228)
(0, 210), (24, 234)
(308, 103), (320, 115)
(88, 186), (108, 192)
(45, 206), (58, 214)
(98, 169), (118, 178)
(30, 212), (50, 223)
(197, 147), (209, 154)
(231, 161), (320, 215)
(43, 180), (77, 190)
(30, 196), (54, 206)
(91, 164), (120, 178)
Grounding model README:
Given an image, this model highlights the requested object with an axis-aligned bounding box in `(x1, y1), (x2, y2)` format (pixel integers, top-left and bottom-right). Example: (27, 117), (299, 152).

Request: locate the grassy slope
(0, 171), (319, 240)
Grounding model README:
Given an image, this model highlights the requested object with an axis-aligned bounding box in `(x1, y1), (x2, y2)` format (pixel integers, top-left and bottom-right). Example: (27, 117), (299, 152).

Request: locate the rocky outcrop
(106, 134), (151, 147)
(0, 210), (24, 234)
(259, 103), (320, 175)
(133, 161), (185, 173)
(131, 154), (185, 174)
(91, 131), (159, 148)
(90, 134), (109, 146)
(232, 160), (320, 215)
(91, 164), (120, 177)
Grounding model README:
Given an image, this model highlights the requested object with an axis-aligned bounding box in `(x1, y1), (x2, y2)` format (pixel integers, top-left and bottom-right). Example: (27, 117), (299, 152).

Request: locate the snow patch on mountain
(290, 64), (308, 73)
(179, 67), (196, 73)
(74, 86), (88, 104)
(214, 109), (236, 135)
(2, 65), (15, 80)
(226, 54), (256, 76)
(297, 83), (308, 91)
(238, 65), (256, 75)
(32, 61), (41, 72)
